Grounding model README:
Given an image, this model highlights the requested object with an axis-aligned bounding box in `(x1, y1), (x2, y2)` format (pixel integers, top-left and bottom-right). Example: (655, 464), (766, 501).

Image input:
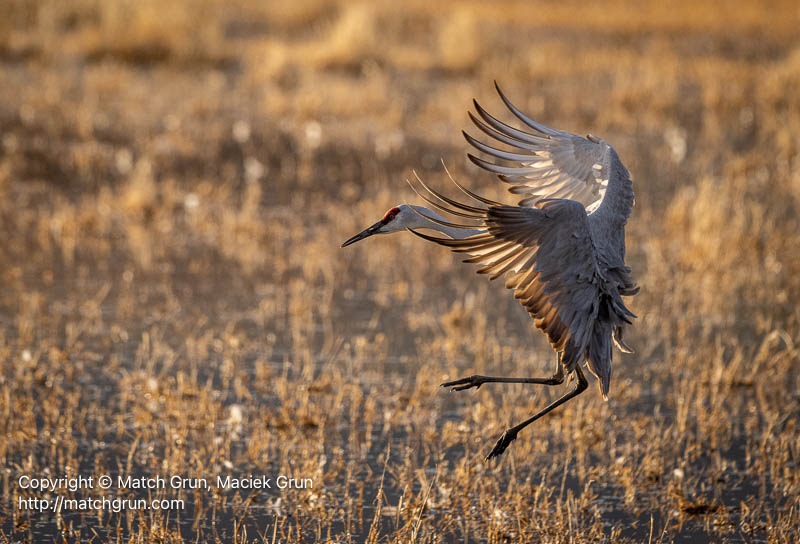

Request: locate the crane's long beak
(341, 220), (384, 247)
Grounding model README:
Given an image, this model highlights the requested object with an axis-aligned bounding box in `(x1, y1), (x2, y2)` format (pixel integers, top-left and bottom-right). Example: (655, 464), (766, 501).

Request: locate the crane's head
(341, 204), (417, 247)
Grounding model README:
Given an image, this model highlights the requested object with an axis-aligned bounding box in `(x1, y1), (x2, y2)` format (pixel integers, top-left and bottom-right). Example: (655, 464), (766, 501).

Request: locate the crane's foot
(441, 375), (489, 391)
(485, 429), (518, 461)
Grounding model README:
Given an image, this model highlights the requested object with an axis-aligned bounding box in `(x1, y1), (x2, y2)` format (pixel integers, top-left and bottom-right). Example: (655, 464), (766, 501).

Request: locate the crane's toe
(485, 429), (518, 461)
(441, 375), (485, 391)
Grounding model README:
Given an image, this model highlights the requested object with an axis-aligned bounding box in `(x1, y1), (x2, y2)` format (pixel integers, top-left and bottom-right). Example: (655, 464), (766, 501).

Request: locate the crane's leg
(442, 353), (565, 392)
(485, 366), (588, 461)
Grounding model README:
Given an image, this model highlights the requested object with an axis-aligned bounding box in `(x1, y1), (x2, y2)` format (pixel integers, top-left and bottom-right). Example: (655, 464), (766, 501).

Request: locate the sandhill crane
(342, 83), (638, 460)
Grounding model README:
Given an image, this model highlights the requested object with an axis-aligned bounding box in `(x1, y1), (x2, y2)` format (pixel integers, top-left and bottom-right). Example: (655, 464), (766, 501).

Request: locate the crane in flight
(341, 83), (638, 460)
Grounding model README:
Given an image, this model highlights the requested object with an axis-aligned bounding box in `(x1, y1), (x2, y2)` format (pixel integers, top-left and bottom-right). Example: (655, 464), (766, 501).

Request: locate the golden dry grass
(1, 0), (799, 542)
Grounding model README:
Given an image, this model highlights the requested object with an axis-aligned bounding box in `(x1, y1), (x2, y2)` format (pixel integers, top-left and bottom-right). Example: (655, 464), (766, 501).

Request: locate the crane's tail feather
(586, 320), (612, 401)
(613, 326), (634, 353)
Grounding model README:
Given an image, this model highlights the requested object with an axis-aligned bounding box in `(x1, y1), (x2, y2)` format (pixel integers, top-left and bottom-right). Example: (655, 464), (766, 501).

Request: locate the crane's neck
(409, 205), (484, 239)
(591, 150), (634, 229)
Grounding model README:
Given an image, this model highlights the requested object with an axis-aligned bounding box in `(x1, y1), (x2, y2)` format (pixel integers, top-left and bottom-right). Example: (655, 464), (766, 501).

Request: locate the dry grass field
(1, 0), (799, 542)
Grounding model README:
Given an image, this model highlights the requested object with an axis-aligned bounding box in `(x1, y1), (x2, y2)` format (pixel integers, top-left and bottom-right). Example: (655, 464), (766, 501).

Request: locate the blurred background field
(1, 0), (799, 542)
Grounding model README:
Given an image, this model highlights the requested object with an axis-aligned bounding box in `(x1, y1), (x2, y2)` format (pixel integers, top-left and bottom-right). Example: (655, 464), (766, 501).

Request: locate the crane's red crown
(381, 207), (401, 223)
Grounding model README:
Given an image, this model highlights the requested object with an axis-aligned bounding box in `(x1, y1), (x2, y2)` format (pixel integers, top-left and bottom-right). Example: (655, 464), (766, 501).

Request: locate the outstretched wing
(408, 179), (600, 374)
(466, 83), (619, 212)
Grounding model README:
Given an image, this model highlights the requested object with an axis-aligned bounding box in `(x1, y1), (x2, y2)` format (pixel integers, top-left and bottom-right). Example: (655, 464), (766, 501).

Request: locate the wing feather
(410, 198), (600, 374)
(466, 83), (622, 212)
